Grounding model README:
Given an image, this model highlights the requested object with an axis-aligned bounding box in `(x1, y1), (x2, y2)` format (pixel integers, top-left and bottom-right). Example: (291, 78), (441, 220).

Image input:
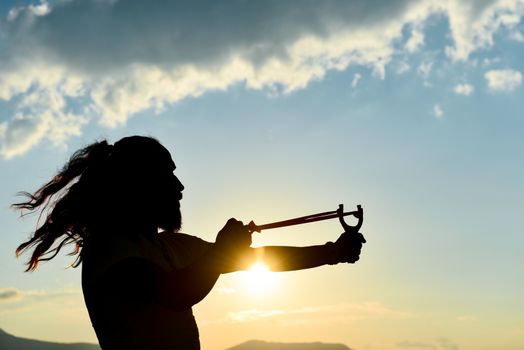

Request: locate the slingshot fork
(337, 204), (363, 234)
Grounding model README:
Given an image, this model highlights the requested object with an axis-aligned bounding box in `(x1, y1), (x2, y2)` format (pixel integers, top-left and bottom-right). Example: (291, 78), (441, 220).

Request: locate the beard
(158, 205), (182, 232)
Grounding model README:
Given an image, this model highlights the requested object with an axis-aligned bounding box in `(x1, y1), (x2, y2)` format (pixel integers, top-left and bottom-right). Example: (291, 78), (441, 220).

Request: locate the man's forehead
(132, 144), (175, 169)
(157, 146), (176, 170)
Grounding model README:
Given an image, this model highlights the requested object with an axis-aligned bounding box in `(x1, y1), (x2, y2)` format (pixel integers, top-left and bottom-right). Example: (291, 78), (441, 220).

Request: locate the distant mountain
(1, 328), (352, 350)
(227, 340), (352, 350)
(0, 329), (101, 350)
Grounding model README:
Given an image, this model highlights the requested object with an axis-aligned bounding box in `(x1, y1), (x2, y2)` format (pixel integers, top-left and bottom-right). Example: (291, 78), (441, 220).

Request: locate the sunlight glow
(241, 262), (277, 295)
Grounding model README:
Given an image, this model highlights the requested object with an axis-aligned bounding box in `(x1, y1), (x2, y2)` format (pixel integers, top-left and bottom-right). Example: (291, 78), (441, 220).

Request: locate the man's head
(105, 136), (185, 232)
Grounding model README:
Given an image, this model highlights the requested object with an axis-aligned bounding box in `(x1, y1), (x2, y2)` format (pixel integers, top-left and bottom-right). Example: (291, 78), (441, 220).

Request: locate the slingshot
(247, 204), (363, 234)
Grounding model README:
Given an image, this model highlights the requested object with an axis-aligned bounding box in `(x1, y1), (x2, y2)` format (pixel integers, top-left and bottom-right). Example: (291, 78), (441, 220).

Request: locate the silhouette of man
(14, 136), (365, 350)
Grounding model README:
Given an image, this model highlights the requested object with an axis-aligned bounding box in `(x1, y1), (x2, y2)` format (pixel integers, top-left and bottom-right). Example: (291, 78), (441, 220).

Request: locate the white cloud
(0, 86), (88, 159)
(482, 57), (502, 66)
(7, 0), (50, 21)
(433, 104), (444, 118)
(0, 287), (79, 304)
(0, 0), (523, 157)
(453, 83), (474, 96)
(396, 61), (411, 74)
(510, 30), (524, 41)
(397, 338), (459, 350)
(405, 27), (425, 52)
(0, 114), (51, 159)
(485, 69), (523, 92)
(417, 60), (433, 79)
(224, 301), (412, 324)
(444, 0), (524, 62)
(351, 73), (362, 88)
(456, 314), (477, 321)
(228, 309), (285, 322)
(0, 122), (6, 139)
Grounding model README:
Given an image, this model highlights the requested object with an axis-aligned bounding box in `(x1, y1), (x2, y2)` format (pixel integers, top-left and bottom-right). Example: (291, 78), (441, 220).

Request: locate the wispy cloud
(510, 30), (524, 42)
(228, 308), (286, 322)
(484, 69), (523, 92)
(456, 314), (477, 321)
(221, 301), (412, 324)
(397, 338), (458, 350)
(396, 61), (411, 74)
(444, 1), (524, 62)
(417, 60), (433, 79)
(433, 104), (444, 118)
(0, 288), (22, 302)
(351, 73), (362, 89)
(397, 340), (436, 349)
(0, 287), (83, 321)
(453, 83), (474, 96)
(482, 57), (502, 67)
(405, 26), (425, 53)
(0, 0), (523, 157)
(0, 287), (80, 304)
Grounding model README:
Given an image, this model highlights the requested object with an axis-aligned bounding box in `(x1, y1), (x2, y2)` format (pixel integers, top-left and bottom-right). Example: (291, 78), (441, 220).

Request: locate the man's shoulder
(158, 231), (211, 244)
(157, 231), (212, 267)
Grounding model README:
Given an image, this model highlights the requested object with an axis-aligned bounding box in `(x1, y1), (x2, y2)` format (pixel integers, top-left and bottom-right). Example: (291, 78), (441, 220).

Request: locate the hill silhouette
(0, 329), (101, 350)
(227, 340), (352, 350)
(0, 328), (353, 350)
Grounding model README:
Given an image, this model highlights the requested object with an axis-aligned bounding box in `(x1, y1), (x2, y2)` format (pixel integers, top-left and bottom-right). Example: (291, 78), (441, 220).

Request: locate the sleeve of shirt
(158, 232), (213, 270)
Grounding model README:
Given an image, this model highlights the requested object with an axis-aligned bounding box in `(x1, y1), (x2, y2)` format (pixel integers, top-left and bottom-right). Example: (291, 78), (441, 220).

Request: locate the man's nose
(175, 176), (185, 191)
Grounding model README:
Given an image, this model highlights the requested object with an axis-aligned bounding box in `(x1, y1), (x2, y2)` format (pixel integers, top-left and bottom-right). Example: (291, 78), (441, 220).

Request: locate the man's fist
(215, 218), (252, 255)
(334, 231), (366, 264)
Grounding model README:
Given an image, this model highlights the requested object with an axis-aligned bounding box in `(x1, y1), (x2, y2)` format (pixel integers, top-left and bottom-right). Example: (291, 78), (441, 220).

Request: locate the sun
(240, 262), (278, 295)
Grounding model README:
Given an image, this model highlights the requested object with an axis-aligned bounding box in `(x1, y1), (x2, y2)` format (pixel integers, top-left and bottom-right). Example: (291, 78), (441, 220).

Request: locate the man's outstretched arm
(95, 222), (364, 311)
(223, 231), (366, 272)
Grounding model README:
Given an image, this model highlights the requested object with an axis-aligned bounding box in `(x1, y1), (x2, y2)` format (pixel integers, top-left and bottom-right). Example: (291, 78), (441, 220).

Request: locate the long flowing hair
(13, 136), (164, 271)
(13, 140), (114, 271)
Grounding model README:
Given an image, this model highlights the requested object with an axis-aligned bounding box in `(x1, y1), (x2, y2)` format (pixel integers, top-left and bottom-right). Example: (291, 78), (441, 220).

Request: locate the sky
(0, 0), (523, 349)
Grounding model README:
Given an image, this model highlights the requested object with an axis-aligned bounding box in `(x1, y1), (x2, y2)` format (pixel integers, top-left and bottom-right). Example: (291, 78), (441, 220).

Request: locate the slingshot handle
(247, 204), (363, 233)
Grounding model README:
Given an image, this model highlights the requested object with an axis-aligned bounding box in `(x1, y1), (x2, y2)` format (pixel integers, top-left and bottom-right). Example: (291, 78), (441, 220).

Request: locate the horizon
(1, 1), (523, 350)
(0, 328), (356, 350)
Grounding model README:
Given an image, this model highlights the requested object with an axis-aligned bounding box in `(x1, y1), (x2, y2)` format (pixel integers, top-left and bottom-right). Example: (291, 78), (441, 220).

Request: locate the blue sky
(1, 1), (523, 350)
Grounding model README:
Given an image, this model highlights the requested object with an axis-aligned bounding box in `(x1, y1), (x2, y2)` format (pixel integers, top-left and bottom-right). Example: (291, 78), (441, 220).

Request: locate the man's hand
(334, 231), (366, 264)
(214, 218), (252, 263)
